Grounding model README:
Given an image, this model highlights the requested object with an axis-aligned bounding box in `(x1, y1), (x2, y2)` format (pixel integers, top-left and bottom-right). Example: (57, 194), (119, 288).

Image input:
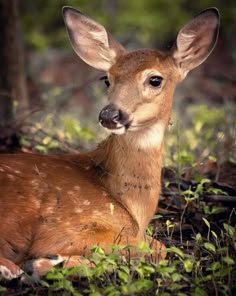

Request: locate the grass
(0, 103), (235, 295)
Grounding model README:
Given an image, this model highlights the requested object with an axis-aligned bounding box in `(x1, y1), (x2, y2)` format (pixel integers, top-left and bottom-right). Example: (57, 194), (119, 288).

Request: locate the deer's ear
(63, 6), (126, 71)
(172, 8), (220, 79)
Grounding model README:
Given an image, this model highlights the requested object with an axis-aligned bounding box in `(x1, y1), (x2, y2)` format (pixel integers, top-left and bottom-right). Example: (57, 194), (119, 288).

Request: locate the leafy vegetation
(164, 103), (236, 172)
(1, 213), (235, 295)
(20, 113), (96, 153)
(1, 102), (235, 295)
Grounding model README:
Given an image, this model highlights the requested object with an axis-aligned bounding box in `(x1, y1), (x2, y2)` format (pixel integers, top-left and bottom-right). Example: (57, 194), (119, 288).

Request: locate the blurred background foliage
(15, 0), (236, 170)
(20, 0), (236, 50)
(21, 0), (236, 49)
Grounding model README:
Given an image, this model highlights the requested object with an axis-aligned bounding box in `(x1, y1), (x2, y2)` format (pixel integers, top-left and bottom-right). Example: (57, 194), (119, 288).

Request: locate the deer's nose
(99, 104), (128, 129)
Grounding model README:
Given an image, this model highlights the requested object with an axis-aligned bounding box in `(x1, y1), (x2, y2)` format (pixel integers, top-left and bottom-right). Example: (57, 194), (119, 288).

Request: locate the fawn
(0, 6), (219, 279)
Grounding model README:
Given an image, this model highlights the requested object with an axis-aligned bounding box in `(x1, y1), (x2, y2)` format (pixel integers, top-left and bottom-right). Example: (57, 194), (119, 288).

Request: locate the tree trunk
(0, 0), (28, 151)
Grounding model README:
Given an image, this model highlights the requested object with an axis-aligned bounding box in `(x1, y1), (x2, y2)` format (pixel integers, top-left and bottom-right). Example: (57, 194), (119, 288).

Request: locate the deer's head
(63, 7), (219, 139)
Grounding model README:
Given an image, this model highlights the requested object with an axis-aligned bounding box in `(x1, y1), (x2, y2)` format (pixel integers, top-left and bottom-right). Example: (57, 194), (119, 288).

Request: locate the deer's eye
(100, 76), (110, 87)
(149, 76), (163, 87)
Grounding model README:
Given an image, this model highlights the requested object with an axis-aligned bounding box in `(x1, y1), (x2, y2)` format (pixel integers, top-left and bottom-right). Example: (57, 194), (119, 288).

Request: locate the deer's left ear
(172, 8), (220, 79)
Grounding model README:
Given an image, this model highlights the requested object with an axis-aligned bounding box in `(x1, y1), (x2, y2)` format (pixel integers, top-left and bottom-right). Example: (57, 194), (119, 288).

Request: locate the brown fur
(0, 7), (219, 279)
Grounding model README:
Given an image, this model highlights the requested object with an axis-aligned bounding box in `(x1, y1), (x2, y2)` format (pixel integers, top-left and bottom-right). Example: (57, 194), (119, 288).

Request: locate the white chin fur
(104, 126), (126, 135)
(103, 122), (165, 149)
(130, 122), (165, 149)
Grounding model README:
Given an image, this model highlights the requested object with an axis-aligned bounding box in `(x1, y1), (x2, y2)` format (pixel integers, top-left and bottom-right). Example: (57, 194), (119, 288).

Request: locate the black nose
(99, 104), (129, 129)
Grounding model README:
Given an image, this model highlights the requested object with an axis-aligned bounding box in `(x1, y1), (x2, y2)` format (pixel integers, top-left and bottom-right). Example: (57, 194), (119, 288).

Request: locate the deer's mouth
(100, 119), (132, 135)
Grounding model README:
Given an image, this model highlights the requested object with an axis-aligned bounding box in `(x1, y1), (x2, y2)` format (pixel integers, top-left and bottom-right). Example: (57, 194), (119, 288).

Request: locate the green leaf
(104, 285), (121, 296)
(118, 265), (130, 284)
(90, 245), (105, 255)
(158, 265), (176, 274)
(146, 224), (154, 236)
(152, 214), (163, 220)
(207, 261), (221, 271)
(207, 187), (227, 195)
(136, 264), (155, 277)
(40, 280), (50, 287)
(168, 246), (185, 258)
(159, 259), (169, 266)
(195, 233), (202, 242)
(202, 218), (210, 229)
(222, 256), (235, 265)
(138, 241), (152, 252)
(223, 223), (236, 237)
(211, 230), (218, 240)
(214, 266), (232, 277)
(203, 242), (216, 253)
(45, 270), (65, 280)
(199, 178), (210, 186)
(192, 287), (207, 296)
(0, 286), (7, 292)
(172, 272), (183, 282)
(120, 265), (130, 275)
(130, 278), (153, 292)
(183, 258), (193, 272)
(208, 155), (217, 161)
(35, 144), (48, 153)
(169, 283), (184, 290)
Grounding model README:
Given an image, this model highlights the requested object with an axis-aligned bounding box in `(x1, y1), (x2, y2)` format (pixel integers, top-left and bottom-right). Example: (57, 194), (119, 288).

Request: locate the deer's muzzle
(99, 104), (131, 133)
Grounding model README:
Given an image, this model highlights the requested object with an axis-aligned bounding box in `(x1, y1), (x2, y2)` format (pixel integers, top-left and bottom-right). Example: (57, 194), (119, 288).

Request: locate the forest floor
(0, 161), (235, 295)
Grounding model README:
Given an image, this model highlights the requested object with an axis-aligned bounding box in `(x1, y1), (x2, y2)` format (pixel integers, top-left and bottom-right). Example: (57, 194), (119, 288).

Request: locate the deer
(0, 7), (219, 280)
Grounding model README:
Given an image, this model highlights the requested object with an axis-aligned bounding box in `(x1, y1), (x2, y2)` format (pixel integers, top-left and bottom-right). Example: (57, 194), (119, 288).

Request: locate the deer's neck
(90, 123), (165, 236)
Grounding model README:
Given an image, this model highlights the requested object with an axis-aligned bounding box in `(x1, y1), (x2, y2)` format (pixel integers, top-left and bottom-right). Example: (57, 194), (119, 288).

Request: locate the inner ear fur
(172, 8), (220, 78)
(63, 6), (126, 71)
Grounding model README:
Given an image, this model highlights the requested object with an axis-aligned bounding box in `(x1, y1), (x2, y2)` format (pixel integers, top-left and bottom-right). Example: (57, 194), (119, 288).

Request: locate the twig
(203, 195), (236, 203)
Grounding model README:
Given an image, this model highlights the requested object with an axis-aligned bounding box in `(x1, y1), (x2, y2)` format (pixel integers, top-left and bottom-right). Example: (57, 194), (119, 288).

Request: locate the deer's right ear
(63, 6), (126, 71)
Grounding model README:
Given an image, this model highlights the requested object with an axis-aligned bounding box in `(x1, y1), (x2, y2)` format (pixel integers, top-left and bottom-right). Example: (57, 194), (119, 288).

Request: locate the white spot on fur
(65, 166), (72, 170)
(67, 190), (74, 195)
(85, 166), (90, 170)
(7, 174), (15, 181)
(109, 203), (114, 215)
(19, 195), (26, 199)
(3, 165), (11, 170)
(74, 186), (80, 191)
(93, 210), (101, 216)
(0, 265), (23, 280)
(75, 208), (83, 214)
(14, 170), (21, 174)
(0, 168), (4, 172)
(31, 179), (40, 187)
(34, 199), (41, 208)
(46, 207), (54, 213)
(102, 191), (108, 196)
(83, 200), (90, 206)
(39, 172), (47, 178)
(55, 186), (62, 191)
